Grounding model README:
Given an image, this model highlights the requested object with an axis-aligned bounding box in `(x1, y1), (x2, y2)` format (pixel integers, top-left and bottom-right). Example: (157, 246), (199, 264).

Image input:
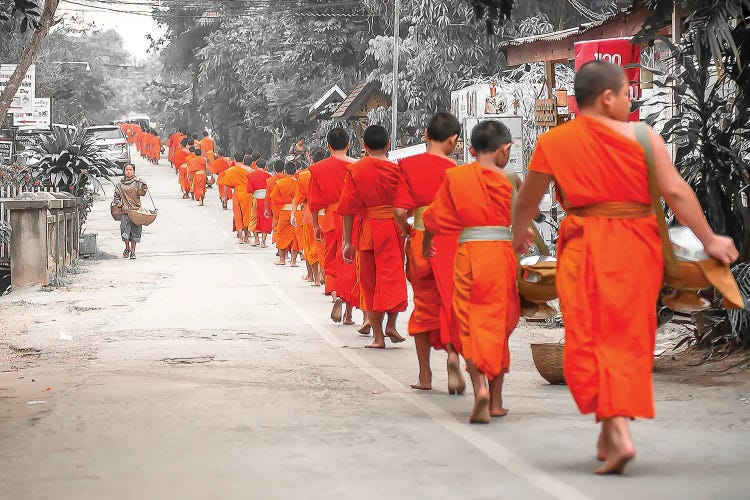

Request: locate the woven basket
(128, 207), (157, 226)
(530, 342), (566, 385)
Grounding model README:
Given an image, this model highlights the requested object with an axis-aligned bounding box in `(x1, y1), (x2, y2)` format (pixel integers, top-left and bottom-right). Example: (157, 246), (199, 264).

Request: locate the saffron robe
(293, 169), (322, 265)
(166, 133), (180, 163)
(187, 156), (208, 201)
(338, 156), (407, 313)
(179, 153), (196, 193)
(222, 165), (252, 230)
(270, 176), (299, 251)
(423, 162), (520, 380)
(150, 136), (161, 162)
(174, 147), (189, 182)
(394, 152), (460, 351)
(308, 156), (358, 304)
(247, 169), (273, 233)
(213, 156), (233, 202)
(266, 173), (286, 241)
(528, 116), (663, 420)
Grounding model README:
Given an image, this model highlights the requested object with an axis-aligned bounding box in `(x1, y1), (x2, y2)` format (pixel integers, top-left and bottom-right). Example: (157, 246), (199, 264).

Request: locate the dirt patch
(654, 346), (750, 387)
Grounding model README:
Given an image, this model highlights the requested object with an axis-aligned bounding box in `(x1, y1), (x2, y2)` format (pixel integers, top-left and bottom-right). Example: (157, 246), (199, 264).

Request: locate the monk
(339, 125), (407, 349)
(173, 138), (190, 182)
(292, 148), (327, 286)
(393, 111), (465, 393)
(424, 120), (522, 424)
(150, 133), (162, 164)
(512, 60), (739, 474)
(264, 160), (287, 243)
(222, 152), (253, 242)
(212, 149), (233, 209)
(243, 153), (261, 236)
(270, 162), (300, 266)
(308, 128), (360, 326)
(247, 159), (272, 247)
(187, 147), (208, 206)
(200, 131), (215, 171)
(179, 146), (197, 199)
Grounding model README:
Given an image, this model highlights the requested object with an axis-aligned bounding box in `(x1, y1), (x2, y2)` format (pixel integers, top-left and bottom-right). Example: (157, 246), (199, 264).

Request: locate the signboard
(462, 115), (524, 173)
(0, 138), (13, 162)
(534, 99), (558, 127)
(0, 64), (36, 113)
(573, 38), (641, 121)
(13, 98), (50, 128)
(451, 83), (507, 122)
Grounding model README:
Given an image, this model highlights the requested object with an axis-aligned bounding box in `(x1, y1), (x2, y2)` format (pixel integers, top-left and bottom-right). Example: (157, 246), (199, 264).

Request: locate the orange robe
(187, 156), (208, 201)
(266, 173), (285, 241)
(166, 133), (179, 163)
(308, 156), (358, 303)
(180, 153), (196, 193)
(423, 162), (520, 380)
(394, 153), (460, 351)
(292, 169), (322, 265)
(247, 170), (273, 234)
(173, 147), (189, 180)
(212, 156), (233, 202)
(528, 116), (663, 420)
(223, 165), (251, 231)
(270, 176), (299, 251)
(151, 136), (161, 162)
(338, 157), (407, 314)
(200, 137), (216, 171)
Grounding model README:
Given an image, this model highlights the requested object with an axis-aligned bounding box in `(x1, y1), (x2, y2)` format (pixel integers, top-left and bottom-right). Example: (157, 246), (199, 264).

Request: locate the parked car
(83, 125), (130, 170)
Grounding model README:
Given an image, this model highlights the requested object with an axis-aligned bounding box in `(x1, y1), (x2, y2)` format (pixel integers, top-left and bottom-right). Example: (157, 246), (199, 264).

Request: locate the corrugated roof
(498, 7), (635, 50)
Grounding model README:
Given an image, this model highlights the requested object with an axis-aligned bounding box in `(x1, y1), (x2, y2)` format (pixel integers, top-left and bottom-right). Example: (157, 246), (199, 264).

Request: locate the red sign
(573, 37), (641, 121)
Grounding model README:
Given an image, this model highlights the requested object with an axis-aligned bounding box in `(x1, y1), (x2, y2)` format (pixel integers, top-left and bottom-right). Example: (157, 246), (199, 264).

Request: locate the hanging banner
(13, 97), (51, 128)
(0, 64), (36, 113)
(573, 38), (641, 121)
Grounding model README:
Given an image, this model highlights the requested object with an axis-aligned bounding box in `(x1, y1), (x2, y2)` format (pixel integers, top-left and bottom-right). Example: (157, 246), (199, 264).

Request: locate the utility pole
(391, 0), (400, 151)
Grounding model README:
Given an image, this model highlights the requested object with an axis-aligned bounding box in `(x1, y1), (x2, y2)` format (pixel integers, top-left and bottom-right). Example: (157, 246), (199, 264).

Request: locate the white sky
(58, 2), (164, 60)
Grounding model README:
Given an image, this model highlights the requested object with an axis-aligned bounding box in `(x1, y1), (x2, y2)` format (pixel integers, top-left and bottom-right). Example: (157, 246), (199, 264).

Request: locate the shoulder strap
(633, 123), (678, 279)
(507, 171), (550, 256)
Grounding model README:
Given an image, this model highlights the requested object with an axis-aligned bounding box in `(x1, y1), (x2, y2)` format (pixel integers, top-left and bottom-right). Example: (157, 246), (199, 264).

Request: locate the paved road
(0, 154), (748, 499)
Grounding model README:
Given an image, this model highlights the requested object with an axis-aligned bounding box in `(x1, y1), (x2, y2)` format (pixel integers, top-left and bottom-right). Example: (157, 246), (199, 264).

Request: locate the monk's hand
(422, 243), (436, 259)
(290, 215), (297, 228)
(513, 227), (534, 255)
(313, 225), (324, 241)
(341, 242), (355, 264)
(704, 235), (739, 264)
(264, 210), (271, 219)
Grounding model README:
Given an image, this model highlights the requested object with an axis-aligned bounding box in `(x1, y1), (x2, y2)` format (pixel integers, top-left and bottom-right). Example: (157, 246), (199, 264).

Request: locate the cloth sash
(413, 206), (427, 231)
(281, 203), (294, 211)
(366, 205), (394, 220)
(253, 189), (267, 199)
(566, 202), (652, 219)
(195, 170), (206, 176)
(318, 209), (326, 216)
(459, 226), (511, 243)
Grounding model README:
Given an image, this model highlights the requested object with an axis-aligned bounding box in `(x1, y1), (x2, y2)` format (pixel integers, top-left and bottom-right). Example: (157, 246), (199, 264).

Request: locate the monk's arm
(422, 230), (435, 259)
(512, 171), (552, 253)
(392, 208), (411, 238)
(341, 214), (355, 263)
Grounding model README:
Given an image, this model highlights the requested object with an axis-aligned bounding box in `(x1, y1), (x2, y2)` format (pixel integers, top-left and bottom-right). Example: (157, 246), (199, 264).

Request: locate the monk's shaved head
(363, 125), (389, 151)
(574, 60), (627, 108)
(471, 120), (511, 153)
(234, 152), (244, 163)
(284, 162), (297, 175)
(274, 160), (285, 173)
(327, 128), (349, 151)
(427, 111), (461, 142)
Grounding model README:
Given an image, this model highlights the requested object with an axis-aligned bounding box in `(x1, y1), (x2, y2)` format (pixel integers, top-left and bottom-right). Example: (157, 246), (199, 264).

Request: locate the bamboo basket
(128, 207), (157, 226)
(530, 342), (566, 385)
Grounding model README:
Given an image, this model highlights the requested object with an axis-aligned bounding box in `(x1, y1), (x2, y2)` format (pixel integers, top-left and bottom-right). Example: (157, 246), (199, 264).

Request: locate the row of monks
(118, 123), (163, 165)
(148, 61), (738, 476)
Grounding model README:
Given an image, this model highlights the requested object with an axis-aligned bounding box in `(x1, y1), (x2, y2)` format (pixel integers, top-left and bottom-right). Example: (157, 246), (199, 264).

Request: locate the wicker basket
(128, 207), (157, 226)
(530, 342), (566, 385)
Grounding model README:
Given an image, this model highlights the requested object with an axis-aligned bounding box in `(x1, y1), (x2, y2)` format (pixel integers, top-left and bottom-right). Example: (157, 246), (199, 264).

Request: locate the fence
(0, 185), (59, 270)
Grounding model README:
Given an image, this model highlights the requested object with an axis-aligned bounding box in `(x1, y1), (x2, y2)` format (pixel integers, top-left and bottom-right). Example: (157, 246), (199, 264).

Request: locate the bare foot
(447, 357), (466, 395)
(274, 261), (286, 266)
(290, 263), (299, 268)
(364, 342), (385, 349)
(261, 244), (268, 248)
(470, 391), (491, 424)
(490, 408), (509, 417)
(594, 424), (635, 475)
(385, 329), (406, 344)
(342, 319), (355, 326)
(410, 382), (432, 390)
(358, 323), (372, 336)
(330, 298), (343, 323)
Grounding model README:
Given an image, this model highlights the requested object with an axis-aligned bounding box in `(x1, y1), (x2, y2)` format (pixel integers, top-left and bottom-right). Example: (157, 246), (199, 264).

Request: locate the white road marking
(243, 252), (592, 500)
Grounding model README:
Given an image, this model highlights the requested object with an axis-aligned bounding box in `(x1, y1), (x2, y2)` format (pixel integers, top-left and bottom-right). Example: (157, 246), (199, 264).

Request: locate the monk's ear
(469, 146), (478, 158)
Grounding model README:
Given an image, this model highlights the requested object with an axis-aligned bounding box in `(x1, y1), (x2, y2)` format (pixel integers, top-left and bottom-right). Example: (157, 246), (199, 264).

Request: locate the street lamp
(391, 0), (400, 151)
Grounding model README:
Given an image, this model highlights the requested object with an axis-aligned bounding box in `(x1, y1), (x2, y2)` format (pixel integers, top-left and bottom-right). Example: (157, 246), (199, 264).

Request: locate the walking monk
(220, 153), (252, 242)
(339, 125), (407, 348)
(511, 60), (739, 474)
(212, 149), (233, 209)
(247, 159), (272, 247)
(292, 148), (326, 286)
(264, 161), (287, 243)
(187, 148), (208, 206)
(393, 111), (465, 393)
(270, 162), (300, 266)
(424, 120), (522, 424)
(308, 128), (358, 325)
(173, 137), (189, 176)
(179, 146), (197, 199)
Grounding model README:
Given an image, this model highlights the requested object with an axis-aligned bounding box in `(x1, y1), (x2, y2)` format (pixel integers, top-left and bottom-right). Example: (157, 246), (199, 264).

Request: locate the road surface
(0, 154), (748, 499)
